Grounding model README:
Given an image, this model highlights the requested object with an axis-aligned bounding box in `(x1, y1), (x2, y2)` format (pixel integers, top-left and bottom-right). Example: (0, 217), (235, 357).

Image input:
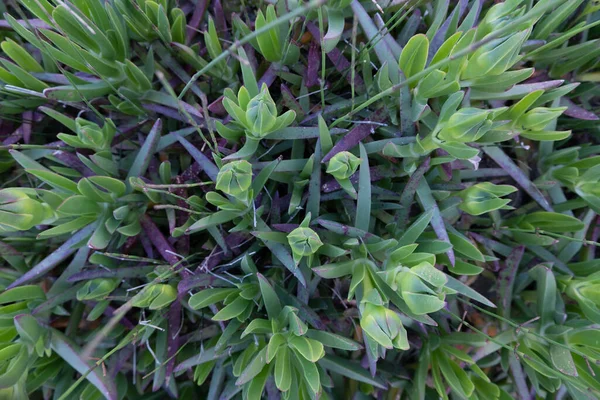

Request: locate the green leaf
(399, 34), (429, 83)
(550, 346), (578, 377)
(50, 330), (117, 399)
(57, 196), (102, 216)
(236, 347), (268, 385)
(312, 260), (354, 279)
(403, 292), (445, 315)
(323, 9), (345, 53)
(124, 60), (152, 91)
(38, 216), (96, 239)
(189, 288), (237, 310)
(435, 351), (474, 397)
(156, 5), (172, 43)
(448, 231), (485, 262)
(127, 119), (162, 183)
(43, 82), (114, 102)
(355, 143), (371, 231)
(521, 212), (585, 233)
(267, 333), (286, 363)
(431, 32), (462, 66)
(451, 260), (484, 276)
(256, 219), (306, 287)
(88, 176), (126, 197)
(438, 141), (480, 160)
(288, 336), (323, 362)
(19, 0), (54, 24)
(294, 353), (320, 394)
(445, 275), (496, 307)
(306, 330), (362, 351)
(27, 169), (79, 193)
(528, 264), (557, 328)
(0, 285), (45, 304)
(243, 361), (269, 400)
(241, 319), (272, 337)
(533, 0), (585, 40)
(187, 210), (242, 233)
(251, 158), (279, 196)
(520, 130), (571, 141)
(319, 355), (387, 389)
(238, 47), (259, 97)
(212, 297), (250, 321)
(215, 320), (242, 354)
(39, 107), (77, 133)
(257, 273), (282, 320)
(274, 346), (292, 392)
(0, 343), (29, 388)
(0, 59), (48, 91)
(398, 209), (434, 247)
(318, 116), (334, 155)
(1, 39), (43, 73)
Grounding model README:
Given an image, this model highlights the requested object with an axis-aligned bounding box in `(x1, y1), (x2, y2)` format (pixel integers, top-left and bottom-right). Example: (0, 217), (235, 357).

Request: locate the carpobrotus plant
(0, 0), (599, 399)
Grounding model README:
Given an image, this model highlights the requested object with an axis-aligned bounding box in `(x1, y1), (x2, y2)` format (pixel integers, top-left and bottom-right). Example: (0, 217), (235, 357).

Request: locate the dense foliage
(0, 0), (599, 398)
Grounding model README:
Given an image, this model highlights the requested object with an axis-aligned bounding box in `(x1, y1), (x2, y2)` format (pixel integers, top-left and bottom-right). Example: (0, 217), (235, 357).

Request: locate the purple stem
(67, 265), (154, 282)
(498, 246), (525, 317)
(561, 97), (599, 120)
(109, 347), (133, 379)
(258, 64), (278, 89)
(398, 157), (431, 227)
(483, 146), (553, 212)
(517, 79), (565, 92)
(416, 180), (455, 266)
(178, 273), (220, 295)
(0, 19), (52, 30)
(174, 177), (190, 255)
(143, 103), (204, 125)
(436, 149), (453, 180)
(194, 232), (248, 273)
(103, 305), (135, 329)
(591, 216), (600, 261)
(111, 120), (151, 147)
(140, 231), (155, 259)
(280, 84), (303, 115)
(212, 0), (229, 41)
(3, 111), (42, 145)
(428, 0), (467, 62)
(510, 355), (531, 400)
(174, 133), (219, 181)
(207, 96), (227, 115)
(272, 224), (299, 233)
(140, 215), (180, 266)
(186, 0), (208, 44)
(321, 164), (403, 192)
(305, 41), (320, 87)
(32, 284), (82, 315)
(322, 109), (386, 163)
(52, 150), (95, 177)
(164, 300), (182, 384)
(22, 111), (33, 144)
(306, 22), (365, 89)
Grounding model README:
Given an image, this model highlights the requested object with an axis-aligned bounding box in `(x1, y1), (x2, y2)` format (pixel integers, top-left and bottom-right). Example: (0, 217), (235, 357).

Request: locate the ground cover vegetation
(0, 0), (600, 398)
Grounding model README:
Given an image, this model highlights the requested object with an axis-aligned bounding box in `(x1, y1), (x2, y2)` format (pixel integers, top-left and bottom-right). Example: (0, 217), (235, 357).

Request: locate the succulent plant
(0, 0), (598, 399)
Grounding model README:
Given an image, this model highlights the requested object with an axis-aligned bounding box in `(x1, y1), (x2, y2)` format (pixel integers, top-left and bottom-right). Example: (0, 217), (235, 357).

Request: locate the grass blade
(355, 143), (371, 231)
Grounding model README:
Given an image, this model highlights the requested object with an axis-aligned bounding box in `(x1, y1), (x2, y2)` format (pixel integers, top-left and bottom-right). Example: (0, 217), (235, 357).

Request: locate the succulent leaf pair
(326, 151), (361, 199)
(457, 182), (517, 215)
(360, 290), (409, 350)
(219, 84), (296, 159)
(0, 189), (54, 232)
(287, 213), (322, 265)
